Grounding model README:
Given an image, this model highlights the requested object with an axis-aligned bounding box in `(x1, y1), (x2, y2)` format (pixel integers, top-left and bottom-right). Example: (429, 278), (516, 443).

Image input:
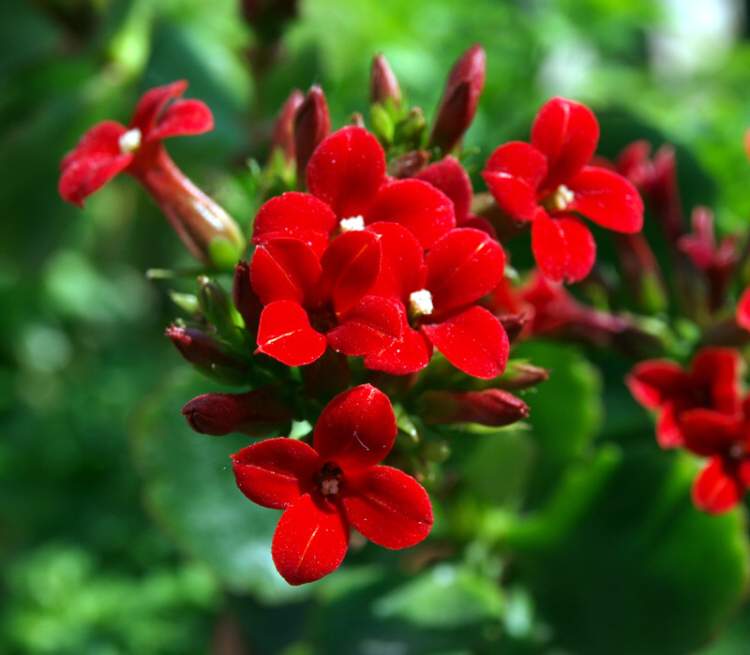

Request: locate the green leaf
(130, 368), (310, 603)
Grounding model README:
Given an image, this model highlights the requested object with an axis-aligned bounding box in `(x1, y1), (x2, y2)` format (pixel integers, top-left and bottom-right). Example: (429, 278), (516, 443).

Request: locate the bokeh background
(4, 0), (750, 653)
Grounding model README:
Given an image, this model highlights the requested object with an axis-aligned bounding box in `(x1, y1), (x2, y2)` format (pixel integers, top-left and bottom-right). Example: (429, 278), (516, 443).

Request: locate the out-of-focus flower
(483, 97), (643, 283)
(231, 385), (433, 585)
(626, 347), (743, 448)
(59, 81), (244, 265)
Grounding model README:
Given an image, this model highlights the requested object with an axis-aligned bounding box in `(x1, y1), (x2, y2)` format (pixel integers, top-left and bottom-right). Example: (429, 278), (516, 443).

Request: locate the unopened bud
(182, 388), (292, 436)
(271, 89), (304, 162)
(233, 261), (262, 331)
(615, 234), (667, 313)
(498, 313), (528, 343)
(371, 54), (402, 106)
(419, 389), (529, 427)
(496, 363), (550, 391)
(645, 145), (683, 243)
(165, 325), (246, 384)
(388, 150), (430, 178)
(429, 44), (486, 153)
(294, 85), (331, 185)
(197, 276), (236, 338)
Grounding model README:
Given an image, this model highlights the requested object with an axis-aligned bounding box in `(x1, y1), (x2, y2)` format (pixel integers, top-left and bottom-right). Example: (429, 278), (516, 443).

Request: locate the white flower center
(339, 215), (365, 232)
(321, 478), (340, 495)
(409, 289), (434, 317)
(549, 184), (575, 212)
(119, 128), (142, 154)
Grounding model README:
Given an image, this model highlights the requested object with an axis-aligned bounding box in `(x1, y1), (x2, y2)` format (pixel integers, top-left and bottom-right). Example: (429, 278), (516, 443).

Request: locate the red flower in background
(680, 401), (750, 514)
(627, 348), (743, 448)
(482, 97), (643, 283)
(736, 288), (750, 332)
(59, 80), (212, 206)
(329, 226), (509, 379)
(231, 385), (433, 585)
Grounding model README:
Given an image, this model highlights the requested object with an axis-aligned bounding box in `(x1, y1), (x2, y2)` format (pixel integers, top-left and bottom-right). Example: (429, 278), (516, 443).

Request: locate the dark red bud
(271, 89), (304, 161)
(166, 325), (246, 382)
(430, 44), (486, 153)
(182, 388), (292, 436)
(371, 53), (402, 106)
(294, 85), (331, 185)
(645, 145), (683, 242)
(419, 389), (529, 427)
(498, 313), (528, 343)
(232, 261), (262, 331)
(497, 363), (550, 391)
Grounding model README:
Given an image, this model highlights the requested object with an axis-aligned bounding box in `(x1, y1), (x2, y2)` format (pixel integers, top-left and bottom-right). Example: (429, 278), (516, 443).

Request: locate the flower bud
(271, 89), (304, 162)
(614, 233), (667, 313)
(644, 145), (683, 243)
(388, 150), (430, 178)
(233, 261), (262, 331)
(429, 44), (486, 153)
(165, 325), (246, 384)
(498, 313), (528, 343)
(133, 148), (245, 269)
(370, 53), (402, 106)
(294, 85), (331, 185)
(197, 276), (236, 339)
(419, 389), (529, 427)
(182, 388), (292, 436)
(496, 363), (550, 391)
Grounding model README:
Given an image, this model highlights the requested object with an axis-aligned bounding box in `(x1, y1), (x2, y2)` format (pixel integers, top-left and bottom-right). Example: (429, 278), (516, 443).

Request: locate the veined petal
(426, 228), (506, 315)
(343, 465), (433, 549)
(313, 384), (397, 469)
(625, 360), (688, 409)
(366, 179), (455, 249)
(531, 97), (599, 187)
(363, 326), (432, 376)
(272, 493), (349, 585)
(422, 306), (509, 379)
(306, 126), (386, 217)
(131, 80), (188, 134)
(328, 296), (405, 357)
(149, 99), (213, 141)
(256, 300), (326, 366)
(568, 166), (643, 233)
(415, 156), (473, 223)
(482, 141), (548, 222)
(231, 438), (320, 509)
(680, 409), (744, 458)
(531, 212), (596, 283)
(250, 238), (322, 305)
(252, 192), (336, 257)
(692, 457), (743, 515)
(367, 222), (426, 300)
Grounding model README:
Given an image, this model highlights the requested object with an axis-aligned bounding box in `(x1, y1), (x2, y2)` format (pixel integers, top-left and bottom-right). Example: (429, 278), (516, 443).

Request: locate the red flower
(482, 97), (643, 283)
(680, 403), (750, 514)
(738, 287), (750, 332)
(626, 348), (743, 449)
(329, 226), (509, 379)
(231, 385), (433, 585)
(59, 81), (243, 263)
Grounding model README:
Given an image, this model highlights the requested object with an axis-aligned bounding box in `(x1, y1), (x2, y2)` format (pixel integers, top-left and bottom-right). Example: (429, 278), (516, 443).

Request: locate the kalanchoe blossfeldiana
(294, 85), (331, 184)
(429, 44), (486, 153)
(627, 348), (743, 449)
(231, 385), (433, 585)
(165, 325), (246, 384)
(59, 81), (245, 266)
(419, 389), (529, 427)
(271, 89), (304, 162)
(370, 53), (402, 106)
(482, 97), (644, 283)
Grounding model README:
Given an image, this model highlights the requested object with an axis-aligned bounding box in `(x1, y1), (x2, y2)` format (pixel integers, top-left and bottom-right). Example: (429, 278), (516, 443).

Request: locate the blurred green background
(4, 0), (750, 653)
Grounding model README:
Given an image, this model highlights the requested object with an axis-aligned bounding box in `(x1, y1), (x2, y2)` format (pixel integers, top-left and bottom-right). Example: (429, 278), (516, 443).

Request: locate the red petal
(231, 438), (320, 509)
(252, 192), (336, 257)
(149, 99), (213, 141)
(415, 156), (473, 223)
(691, 347), (743, 415)
(422, 306), (509, 379)
(426, 228), (506, 315)
(531, 97), (599, 187)
(692, 457), (743, 515)
(626, 360), (688, 409)
(680, 409), (743, 457)
(320, 230), (381, 316)
(59, 121), (131, 206)
(482, 141), (547, 222)
(313, 384), (397, 469)
(256, 300), (326, 366)
(461, 215), (498, 239)
(272, 493), (349, 585)
(737, 288), (750, 331)
(656, 403), (685, 449)
(531, 212), (596, 283)
(131, 80), (188, 134)
(306, 126), (386, 217)
(343, 465), (433, 549)
(250, 238), (322, 306)
(364, 325), (432, 375)
(568, 166), (644, 233)
(367, 222), (426, 300)
(327, 296), (405, 356)
(366, 179), (455, 249)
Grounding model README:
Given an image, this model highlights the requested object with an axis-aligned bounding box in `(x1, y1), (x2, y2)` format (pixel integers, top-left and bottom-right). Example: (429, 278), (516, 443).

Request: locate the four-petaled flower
(482, 97), (643, 283)
(231, 384), (433, 585)
(627, 348), (743, 449)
